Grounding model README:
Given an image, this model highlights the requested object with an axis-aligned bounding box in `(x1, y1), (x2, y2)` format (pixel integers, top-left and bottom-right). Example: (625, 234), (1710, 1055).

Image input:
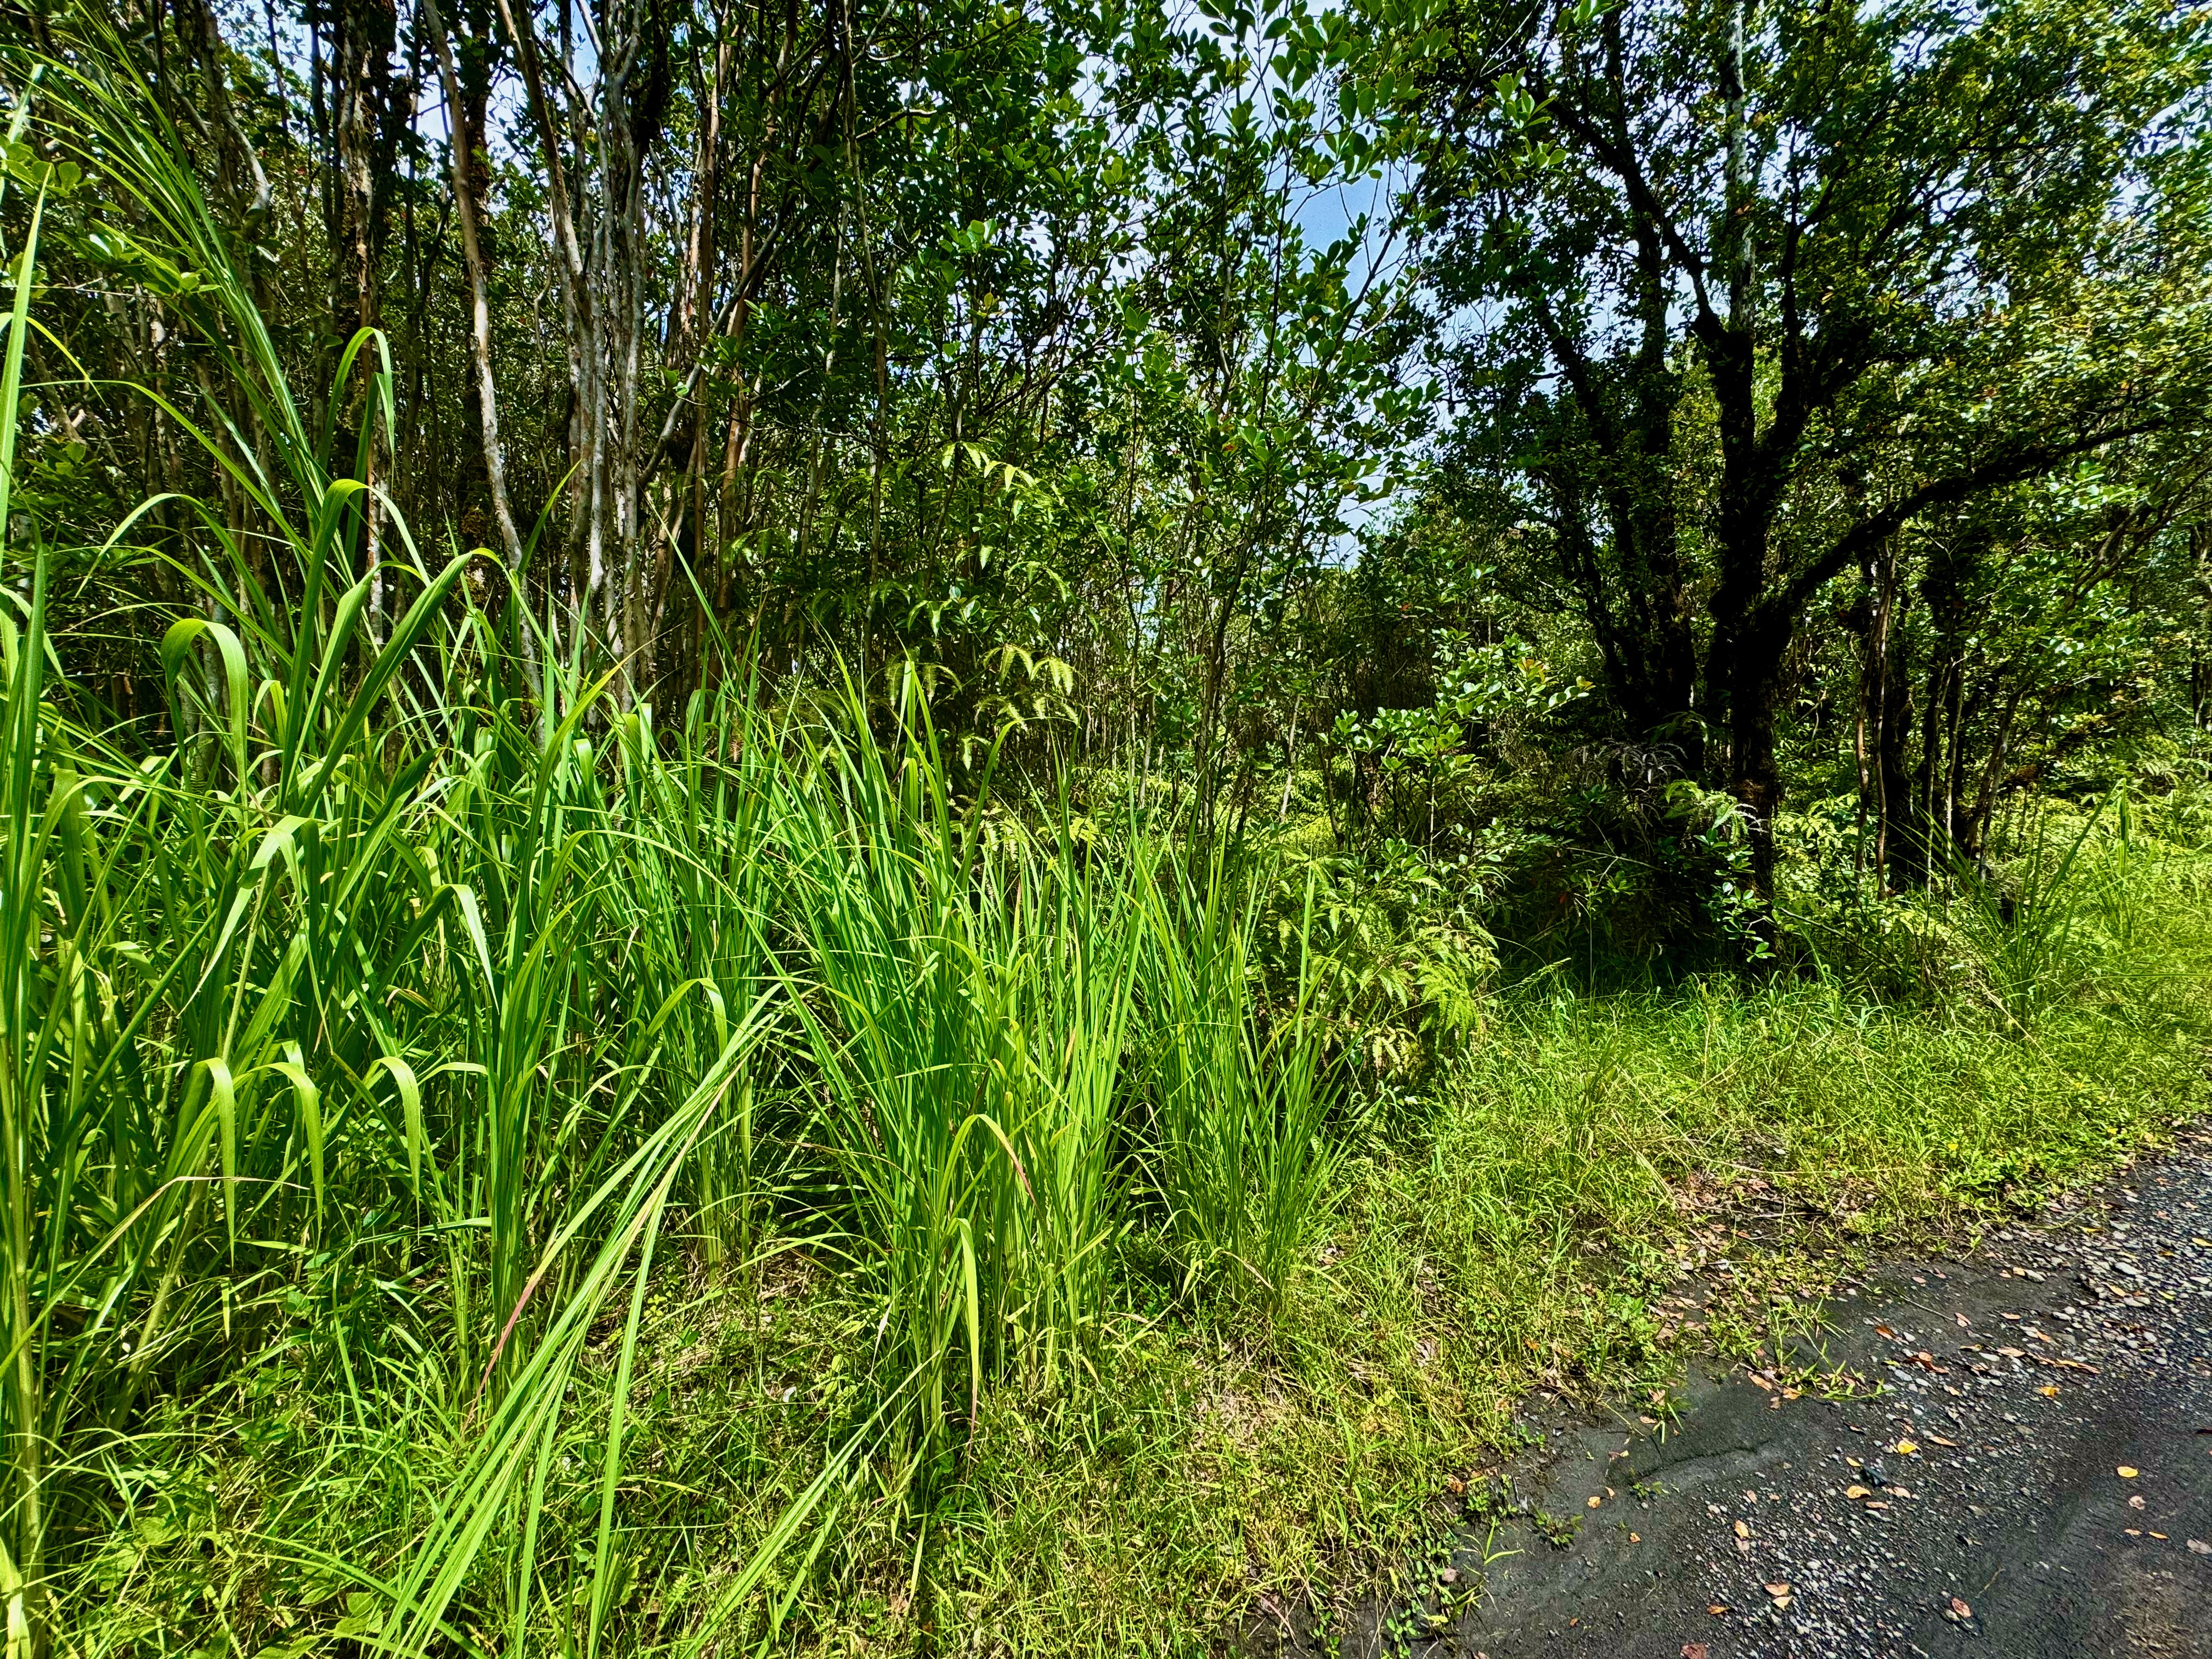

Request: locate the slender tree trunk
(328, 0), (404, 639)
(492, 0), (595, 657)
(425, 0), (539, 703)
(1859, 538), (1915, 887)
(1875, 625), (1916, 889)
(2192, 525), (2212, 726)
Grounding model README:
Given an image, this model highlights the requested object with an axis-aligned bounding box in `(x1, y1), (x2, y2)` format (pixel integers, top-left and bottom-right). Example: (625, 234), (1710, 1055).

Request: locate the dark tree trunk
(329, 0), (405, 341)
(1854, 540), (1916, 888)
(1909, 535), (1974, 876)
(1875, 636), (1917, 888)
(1718, 606), (1791, 933)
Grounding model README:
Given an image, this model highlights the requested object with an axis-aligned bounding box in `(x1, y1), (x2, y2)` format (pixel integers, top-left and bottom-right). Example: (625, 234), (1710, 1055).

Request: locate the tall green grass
(1144, 849), (1338, 1308)
(0, 58), (1341, 1652)
(777, 696), (1146, 1492)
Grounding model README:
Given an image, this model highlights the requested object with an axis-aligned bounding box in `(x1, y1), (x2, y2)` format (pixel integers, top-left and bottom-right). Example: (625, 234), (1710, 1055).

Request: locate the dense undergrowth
(5, 69), (2212, 1659)
(72, 887), (2212, 1658)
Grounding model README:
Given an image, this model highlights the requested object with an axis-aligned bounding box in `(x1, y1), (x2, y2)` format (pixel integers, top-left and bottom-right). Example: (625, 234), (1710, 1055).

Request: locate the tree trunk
(1722, 615), (1789, 934)
(322, 0), (405, 636)
(1911, 535), (1973, 876)
(1858, 539), (1916, 888)
(424, 0), (539, 702)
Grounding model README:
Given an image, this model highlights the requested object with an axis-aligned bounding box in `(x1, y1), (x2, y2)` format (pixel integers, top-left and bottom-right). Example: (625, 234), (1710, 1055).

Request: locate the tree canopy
(3, 0), (2210, 936)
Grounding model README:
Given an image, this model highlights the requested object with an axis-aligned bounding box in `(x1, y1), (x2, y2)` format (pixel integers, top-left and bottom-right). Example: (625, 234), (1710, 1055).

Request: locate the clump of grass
(1, 68), (799, 1655)
(776, 685), (1161, 1503)
(0, 114), (1345, 1645)
(1141, 847), (1340, 1311)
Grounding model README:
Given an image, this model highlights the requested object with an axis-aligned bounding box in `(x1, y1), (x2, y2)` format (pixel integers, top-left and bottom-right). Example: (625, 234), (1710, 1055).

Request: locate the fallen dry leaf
(1587, 1496), (1602, 1509)
(2129, 1494), (2146, 1510)
(1875, 1324), (1897, 1338)
(1894, 1438), (1920, 1455)
(1683, 1646), (1709, 1659)
(1764, 1582), (1792, 1598)
(1847, 1484), (1873, 1499)
(1950, 1596), (1972, 1619)
(2039, 1385), (2060, 1397)
(1734, 1520), (1750, 1539)
(2188, 1539), (2211, 1556)
(2118, 1465), (2139, 1479)
(1927, 1434), (1956, 1447)
(1628, 1532), (1641, 1544)
(1708, 1604), (1731, 1616)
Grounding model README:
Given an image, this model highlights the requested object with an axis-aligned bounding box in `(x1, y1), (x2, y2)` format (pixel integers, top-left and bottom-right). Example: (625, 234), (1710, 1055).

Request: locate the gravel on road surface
(1305, 1130), (2212, 1658)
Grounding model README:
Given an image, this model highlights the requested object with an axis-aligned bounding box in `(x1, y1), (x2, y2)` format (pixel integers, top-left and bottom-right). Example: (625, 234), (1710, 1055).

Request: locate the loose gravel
(1305, 1128), (2212, 1657)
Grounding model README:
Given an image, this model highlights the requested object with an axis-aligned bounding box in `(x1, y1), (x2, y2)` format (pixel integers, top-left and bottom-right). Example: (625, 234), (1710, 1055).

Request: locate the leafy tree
(1393, 0), (2212, 904)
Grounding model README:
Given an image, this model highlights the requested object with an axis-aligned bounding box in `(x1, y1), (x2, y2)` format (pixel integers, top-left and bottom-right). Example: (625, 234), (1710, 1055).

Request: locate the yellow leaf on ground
(2118, 1465), (2139, 1479)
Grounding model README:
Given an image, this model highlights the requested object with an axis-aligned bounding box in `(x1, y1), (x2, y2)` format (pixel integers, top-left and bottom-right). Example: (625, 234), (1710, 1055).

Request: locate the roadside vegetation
(3, 0), (2211, 1654)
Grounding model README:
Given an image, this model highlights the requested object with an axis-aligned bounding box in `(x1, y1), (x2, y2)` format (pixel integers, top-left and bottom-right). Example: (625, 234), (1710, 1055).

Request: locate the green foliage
(778, 690), (1159, 1484)
(1269, 836), (1496, 1081)
(3, 3), (2212, 1655)
(0, 192), (1369, 1649)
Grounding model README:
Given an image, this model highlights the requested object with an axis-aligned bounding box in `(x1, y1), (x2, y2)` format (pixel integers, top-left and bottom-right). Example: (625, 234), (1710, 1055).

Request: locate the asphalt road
(1311, 1129), (2212, 1658)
